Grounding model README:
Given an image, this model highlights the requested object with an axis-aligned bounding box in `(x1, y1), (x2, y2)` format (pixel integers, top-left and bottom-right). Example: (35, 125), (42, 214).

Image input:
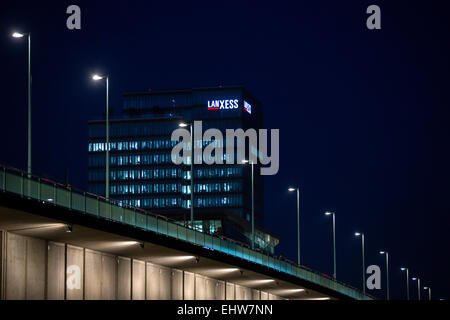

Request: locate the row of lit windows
(194, 167), (242, 178)
(116, 195), (243, 209)
(111, 183), (179, 195)
(109, 181), (242, 195)
(88, 140), (179, 152)
(111, 168), (181, 180)
(89, 167), (243, 183)
(182, 182), (242, 194)
(88, 139), (223, 153)
(110, 154), (173, 166)
(119, 197), (181, 208)
(89, 152), (245, 170)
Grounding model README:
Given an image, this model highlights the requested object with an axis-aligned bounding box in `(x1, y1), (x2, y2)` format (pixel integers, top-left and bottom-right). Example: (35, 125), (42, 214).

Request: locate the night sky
(1, 0), (449, 300)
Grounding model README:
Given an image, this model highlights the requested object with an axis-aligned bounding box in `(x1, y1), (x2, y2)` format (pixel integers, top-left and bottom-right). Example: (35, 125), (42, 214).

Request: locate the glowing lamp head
(178, 122), (188, 128)
(288, 187), (296, 192)
(400, 267), (406, 271)
(355, 232), (361, 237)
(412, 278), (417, 281)
(92, 74), (103, 81)
(12, 32), (25, 38)
(424, 287), (429, 290)
(325, 211), (332, 216)
(379, 251), (385, 255)
(242, 159), (249, 164)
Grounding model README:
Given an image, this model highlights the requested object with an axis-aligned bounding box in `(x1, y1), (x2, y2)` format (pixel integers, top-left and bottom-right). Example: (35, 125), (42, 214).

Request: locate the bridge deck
(0, 164), (372, 300)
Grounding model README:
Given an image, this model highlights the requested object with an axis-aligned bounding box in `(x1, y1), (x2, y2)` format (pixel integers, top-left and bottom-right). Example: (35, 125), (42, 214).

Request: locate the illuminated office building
(88, 87), (279, 252)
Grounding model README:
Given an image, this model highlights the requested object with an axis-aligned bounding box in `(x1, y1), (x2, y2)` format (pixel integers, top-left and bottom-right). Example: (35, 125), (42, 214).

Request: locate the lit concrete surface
(0, 203), (335, 300)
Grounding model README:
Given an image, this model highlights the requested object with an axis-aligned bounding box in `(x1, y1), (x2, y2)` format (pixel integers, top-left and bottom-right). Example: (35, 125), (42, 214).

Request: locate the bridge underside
(0, 192), (339, 300)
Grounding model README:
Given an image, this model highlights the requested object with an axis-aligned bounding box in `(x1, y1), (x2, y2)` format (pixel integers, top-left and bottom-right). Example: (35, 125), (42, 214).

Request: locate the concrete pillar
(183, 271), (195, 300)
(25, 236), (46, 300)
(66, 245), (84, 300)
(159, 266), (171, 299)
(5, 232), (26, 299)
(171, 269), (183, 300)
(146, 263), (160, 300)
(101, 253), (117, 300)
(85, 250), (102, 300)
(47, 242), (65, 300)
(205, 277), (216, 300)
(225, 282), (235, 300)
(5, 233), (45, 300)
(117, 256), (131, 300)
(195, 274), (206, 300)
(243, 286), (252, 300)
(132, 259), (145, 300)
(235, 284), (246, 300)
(215, 280), (225, 300)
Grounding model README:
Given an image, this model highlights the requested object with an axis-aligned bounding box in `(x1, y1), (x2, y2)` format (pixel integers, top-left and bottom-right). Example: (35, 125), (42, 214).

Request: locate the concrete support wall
(226, 282), (235, 300)
(5, 232), (26, 299)
(159, 266), (171, 299)
(215, 280), (225, 300)
(132, 260), (146, 300)
(85, 250), (102, 300)
(47, 242), (65, 300)
(117, 257), (131, 300)
(195, 274), (206, 300)
(171, 269), (183, 300)
(1, 232), (284, 301)
(184, 271), (195, 300)
(236, 284), (252, 300)
(146, 262), (160, 300)
(66, 245), (84, 300)
(101, 254), (117, 300)
(205, 277), (216, 300)
(5, 233), (46, 300)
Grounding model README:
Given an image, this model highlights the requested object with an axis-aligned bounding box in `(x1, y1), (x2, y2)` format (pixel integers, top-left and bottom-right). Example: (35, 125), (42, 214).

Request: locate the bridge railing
(0, 164), (373, 300)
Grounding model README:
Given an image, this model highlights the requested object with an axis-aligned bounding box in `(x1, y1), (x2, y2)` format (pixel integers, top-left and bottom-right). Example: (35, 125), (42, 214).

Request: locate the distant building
(88, 87), (279, 253)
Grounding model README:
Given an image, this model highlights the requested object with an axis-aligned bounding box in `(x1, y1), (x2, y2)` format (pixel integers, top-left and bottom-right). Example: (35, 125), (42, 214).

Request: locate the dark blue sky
(1, 0), (449, 300)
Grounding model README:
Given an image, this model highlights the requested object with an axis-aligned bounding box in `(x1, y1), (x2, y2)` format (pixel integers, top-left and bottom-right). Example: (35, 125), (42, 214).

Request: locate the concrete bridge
(0, 164), (372, 300)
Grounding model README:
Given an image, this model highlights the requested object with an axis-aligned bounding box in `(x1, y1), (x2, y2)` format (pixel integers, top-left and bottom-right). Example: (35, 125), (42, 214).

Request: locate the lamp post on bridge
(288, 187), (301, 265)
(400, 267), (410, 300)
(379, 251), (390, 300)
(92, 74), (110, 199)
(354, 232), (366, 295)
(325, 211), (337, 279)
(11, 31), (32, 177)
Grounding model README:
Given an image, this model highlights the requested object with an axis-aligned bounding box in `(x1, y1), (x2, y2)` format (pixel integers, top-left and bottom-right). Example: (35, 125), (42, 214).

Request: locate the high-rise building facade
(88, 87), (278, 253)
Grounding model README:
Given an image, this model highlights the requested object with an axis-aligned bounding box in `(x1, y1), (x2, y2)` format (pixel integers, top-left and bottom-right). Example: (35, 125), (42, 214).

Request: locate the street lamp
(325, 211), (336, 279)
(355, 232), (366, 295)
(412, 277), (421, 300)
(92, 74), (110, 199)
(379, 251), (390, 300)
(12, 31), (32, 177)
(424, 286), (431, 301)
(400, 267), (410, 300)
(179, 122), (194, 226)
(288, 187), (300, 265)
(243, 160), (255, 249)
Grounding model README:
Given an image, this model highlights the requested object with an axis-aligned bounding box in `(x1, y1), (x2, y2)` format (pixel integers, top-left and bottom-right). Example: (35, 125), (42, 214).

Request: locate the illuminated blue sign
(244, 101), (252, 114)
(207, 99), (239, 110)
